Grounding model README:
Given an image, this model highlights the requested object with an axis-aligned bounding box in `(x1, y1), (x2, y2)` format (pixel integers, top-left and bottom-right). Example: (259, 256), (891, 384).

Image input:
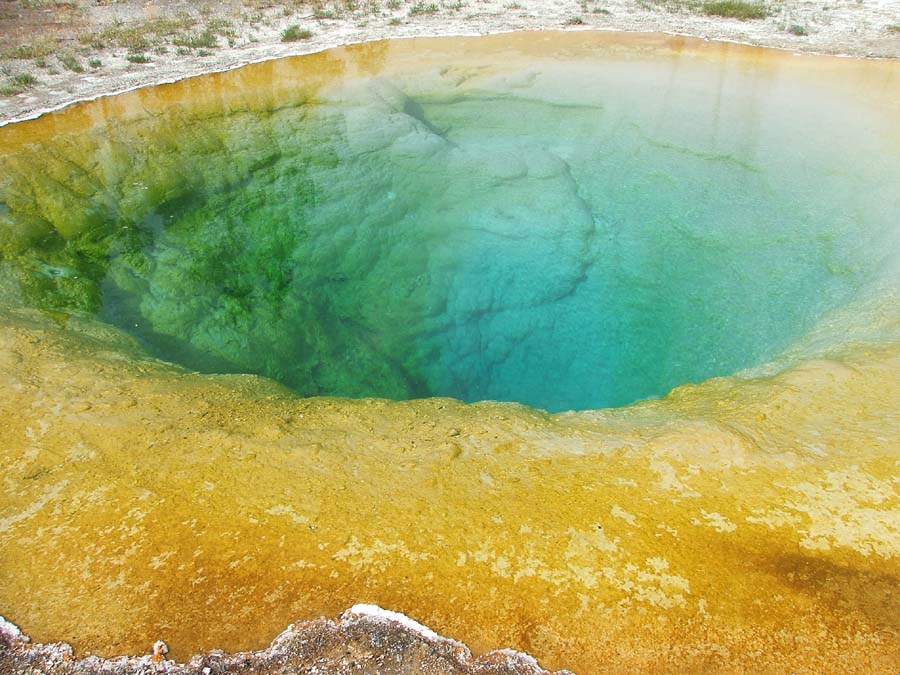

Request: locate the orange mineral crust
(1, 304), (899, 673)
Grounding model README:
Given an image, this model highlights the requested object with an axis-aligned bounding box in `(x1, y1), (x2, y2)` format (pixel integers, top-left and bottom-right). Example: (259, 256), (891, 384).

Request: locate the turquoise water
(2, 39), (898, 412)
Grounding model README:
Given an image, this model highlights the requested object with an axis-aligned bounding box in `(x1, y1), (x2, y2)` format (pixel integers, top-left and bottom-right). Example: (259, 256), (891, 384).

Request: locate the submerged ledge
(0, 606), (567, 675)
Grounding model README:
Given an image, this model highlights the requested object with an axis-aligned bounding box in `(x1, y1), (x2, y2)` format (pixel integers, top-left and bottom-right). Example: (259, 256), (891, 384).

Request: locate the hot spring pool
(0, 32), (898, 675)
(2, 34), (897, 411)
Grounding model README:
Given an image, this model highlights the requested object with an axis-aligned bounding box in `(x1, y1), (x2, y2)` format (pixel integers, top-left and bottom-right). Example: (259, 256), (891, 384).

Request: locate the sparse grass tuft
(173, 28), (218, 49)
(635, 0), (698, 13)
(99, 16), (196, 52)
(102, 27), (149, 51)
(0, 72), (37, 95)
(2, 41), (56, 60)
(126, 53), (151, 63)
(564, 16), (586, 24)
(59, 54), (84, 73)
(408, 2), (439, 15)
(281, 24), (313, 41)
(89, 58), (102, 69)
(702, 1), (768, 20)
(12, 73), (37, 86)
(78, 34), (106, 49)
(787, 24), (808, 35)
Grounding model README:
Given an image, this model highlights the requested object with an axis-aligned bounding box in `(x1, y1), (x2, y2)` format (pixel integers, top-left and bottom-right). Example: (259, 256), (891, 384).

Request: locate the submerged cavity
(1, 38), (898, 411)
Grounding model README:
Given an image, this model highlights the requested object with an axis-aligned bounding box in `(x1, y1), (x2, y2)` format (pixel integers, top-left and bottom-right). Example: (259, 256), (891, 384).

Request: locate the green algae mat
(0, 32), (899, 674)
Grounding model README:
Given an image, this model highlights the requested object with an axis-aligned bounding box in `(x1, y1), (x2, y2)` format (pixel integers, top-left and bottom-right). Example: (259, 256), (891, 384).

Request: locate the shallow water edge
(2, 0), (899, 127)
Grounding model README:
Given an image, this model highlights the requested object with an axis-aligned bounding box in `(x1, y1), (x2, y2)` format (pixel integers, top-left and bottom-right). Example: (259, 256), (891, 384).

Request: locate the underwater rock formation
(0, 33), (899, 675)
